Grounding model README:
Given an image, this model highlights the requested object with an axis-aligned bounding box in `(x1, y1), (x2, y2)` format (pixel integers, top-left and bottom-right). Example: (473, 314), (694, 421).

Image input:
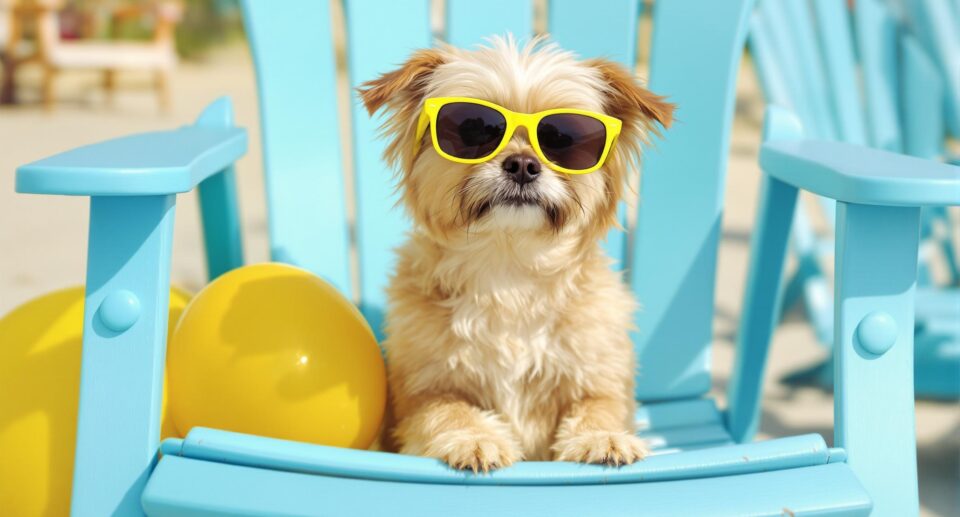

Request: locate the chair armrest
(760, 139), (960, 207)
(16, 125), (247, 196)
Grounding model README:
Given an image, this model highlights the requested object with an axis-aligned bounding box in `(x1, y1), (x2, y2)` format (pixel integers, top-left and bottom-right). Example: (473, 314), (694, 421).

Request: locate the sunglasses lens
(537, 113), (607, 171)
(435, 102), (507, 160)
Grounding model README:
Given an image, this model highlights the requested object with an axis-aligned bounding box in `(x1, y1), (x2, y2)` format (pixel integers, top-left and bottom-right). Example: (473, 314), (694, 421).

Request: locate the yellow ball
(0, 286), (189, 517)
(167, 263), (386, 450)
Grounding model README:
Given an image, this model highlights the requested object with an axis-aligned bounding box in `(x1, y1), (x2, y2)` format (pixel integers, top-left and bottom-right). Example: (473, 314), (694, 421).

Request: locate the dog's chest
(445, 280), (580, 429)
(447, 282), (567, 381)
(447, 291), (572, 458)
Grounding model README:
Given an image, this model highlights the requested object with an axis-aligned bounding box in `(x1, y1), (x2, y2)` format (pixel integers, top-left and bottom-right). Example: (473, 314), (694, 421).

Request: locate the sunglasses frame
(415, 97), (622, 175)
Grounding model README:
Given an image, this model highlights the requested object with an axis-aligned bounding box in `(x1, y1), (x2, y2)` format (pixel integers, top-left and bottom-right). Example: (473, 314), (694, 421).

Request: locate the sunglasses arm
(413, 109), (431, 156)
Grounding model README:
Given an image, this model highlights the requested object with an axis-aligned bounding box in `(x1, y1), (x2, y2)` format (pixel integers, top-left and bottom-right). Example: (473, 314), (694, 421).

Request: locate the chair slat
(242, 0), (351, 294)
(446, 0), (533, 47)
(811, 0), (869, 146)
(781, 0), (837, 140)
(547, 0), (639, 67)
(910, 0), (960, 137)
(756, 1), (813, 132)
(630, 0), (754, 401)
(548, 0), (642, 268)
(856, 0), (903, 152)
(748, 13), (792, 108)
(345, 0), (432, 337)
(899, 35), (945, 160)
(165, 426), (832, 487)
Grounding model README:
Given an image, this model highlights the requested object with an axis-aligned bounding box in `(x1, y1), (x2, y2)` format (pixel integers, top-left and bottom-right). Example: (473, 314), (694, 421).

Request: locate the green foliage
(175, 0), (245, 59)
(69, 0), (245, 59)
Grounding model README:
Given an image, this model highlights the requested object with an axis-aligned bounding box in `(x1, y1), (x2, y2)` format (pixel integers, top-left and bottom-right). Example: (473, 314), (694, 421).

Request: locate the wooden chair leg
(155, 69), (172, 113)
(0, 55), (16, 105)
(41, 66), (56, 111)
(103, 69), (116, 105)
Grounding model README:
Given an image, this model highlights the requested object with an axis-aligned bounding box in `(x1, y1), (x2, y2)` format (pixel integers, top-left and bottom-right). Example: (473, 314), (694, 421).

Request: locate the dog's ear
(582, 59), (674, 240)
(357, 49), (446, 172)
(586, 58), (674, 140)
(358, 49), (446, 116)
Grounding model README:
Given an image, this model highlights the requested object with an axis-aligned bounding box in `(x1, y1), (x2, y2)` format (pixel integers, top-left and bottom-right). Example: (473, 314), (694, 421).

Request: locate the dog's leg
(551, 397), (648, 465)
(394, 394), (522, 472)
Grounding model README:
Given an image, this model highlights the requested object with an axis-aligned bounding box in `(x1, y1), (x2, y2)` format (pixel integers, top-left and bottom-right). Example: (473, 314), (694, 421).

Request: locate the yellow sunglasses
(415, 97), (622, 175)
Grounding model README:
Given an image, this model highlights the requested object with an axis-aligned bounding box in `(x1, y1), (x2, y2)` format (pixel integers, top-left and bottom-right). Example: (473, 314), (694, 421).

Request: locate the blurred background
(0, 1), (956, 515)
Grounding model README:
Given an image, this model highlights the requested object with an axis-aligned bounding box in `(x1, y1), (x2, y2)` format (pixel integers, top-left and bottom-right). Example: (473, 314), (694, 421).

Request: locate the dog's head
(359, 37), (673, 244)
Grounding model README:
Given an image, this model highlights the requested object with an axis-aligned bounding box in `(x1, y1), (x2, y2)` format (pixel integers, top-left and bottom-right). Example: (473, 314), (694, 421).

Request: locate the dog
(358, 36), (673, 472)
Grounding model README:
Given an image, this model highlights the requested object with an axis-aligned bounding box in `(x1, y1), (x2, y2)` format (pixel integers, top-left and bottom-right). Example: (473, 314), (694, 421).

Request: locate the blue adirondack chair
(13, 0), (958, 515)
(896, 0), (960, 142)
(747, 0), (960, 399)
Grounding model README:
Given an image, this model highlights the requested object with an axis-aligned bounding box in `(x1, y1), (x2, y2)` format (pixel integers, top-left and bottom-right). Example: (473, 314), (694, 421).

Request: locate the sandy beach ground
(0, 44), (956, 515)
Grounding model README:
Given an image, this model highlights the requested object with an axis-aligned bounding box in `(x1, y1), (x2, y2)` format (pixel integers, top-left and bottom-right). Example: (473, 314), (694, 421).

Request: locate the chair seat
(142, 398), (871, 516)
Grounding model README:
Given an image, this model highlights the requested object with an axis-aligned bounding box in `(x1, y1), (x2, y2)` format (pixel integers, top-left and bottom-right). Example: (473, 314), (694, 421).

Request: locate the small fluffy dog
(359, 37), (673, 472)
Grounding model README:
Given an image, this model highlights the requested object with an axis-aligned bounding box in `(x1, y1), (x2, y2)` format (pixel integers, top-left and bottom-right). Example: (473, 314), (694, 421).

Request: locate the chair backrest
(240, 0), (754, 402)
(899, 0), (960, 138)
(749, 0), (947, 159)
(750, 0), (957, 289)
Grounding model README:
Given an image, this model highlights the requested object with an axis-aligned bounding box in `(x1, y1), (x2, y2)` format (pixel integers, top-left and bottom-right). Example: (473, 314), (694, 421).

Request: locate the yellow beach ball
(167, 263), (385, 450)
(0, 286), (189, 517)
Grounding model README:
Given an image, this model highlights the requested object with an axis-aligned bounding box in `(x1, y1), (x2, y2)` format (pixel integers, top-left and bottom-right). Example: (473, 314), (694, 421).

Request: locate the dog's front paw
(553, 431), (648, 466)
(427, 430), (521, 473)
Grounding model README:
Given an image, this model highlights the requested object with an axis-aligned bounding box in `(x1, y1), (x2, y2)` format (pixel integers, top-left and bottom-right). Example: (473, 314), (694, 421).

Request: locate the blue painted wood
(345, 0), (431, 336)
(752, 0), (960, 402)
(15, 126), (246, 196)
(753, 0), (840, 233)
(195, 98), (245, 280)
(241, 0), (352, 294)
(833, 202), (921, 516)
(639, 422), (732, 450)
(900, 36), (945, 161)
(915, 288), (960, 319)
(727, 106), (801, 443)
(747, 13), (790, 108)
(749, 8), (836, 345)
(160, 426), (831, 487)
(630, 0), (754, 401)
(907, 0), (960, 137)
(913, 325), (960, 399)
(446, 0), (533, 48)
(811, 0), (869, 146)
(760, 140), (960, 207)
(635, 398), (722, 430)
(548, 0), (639, 66)
(756, 1), (814, 131)
(548, 0), (642, 267)
(900, 34), (950, 288)
(778, 325), (960, 402)
(778, 250), (833, 345)
(198, 171), (243, 280)
(782, 0), (836, 140)
(856, 0), (903, 152)
(72, 195), (177, 516)
(142, 457), (872, 517)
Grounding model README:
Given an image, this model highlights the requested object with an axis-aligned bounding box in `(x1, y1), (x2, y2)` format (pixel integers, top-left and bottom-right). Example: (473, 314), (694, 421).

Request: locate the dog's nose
(502, 153), (541, 185)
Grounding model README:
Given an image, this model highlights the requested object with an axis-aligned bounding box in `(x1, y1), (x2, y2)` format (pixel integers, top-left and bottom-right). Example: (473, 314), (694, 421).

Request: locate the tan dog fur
(358, 37), (673, 472)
